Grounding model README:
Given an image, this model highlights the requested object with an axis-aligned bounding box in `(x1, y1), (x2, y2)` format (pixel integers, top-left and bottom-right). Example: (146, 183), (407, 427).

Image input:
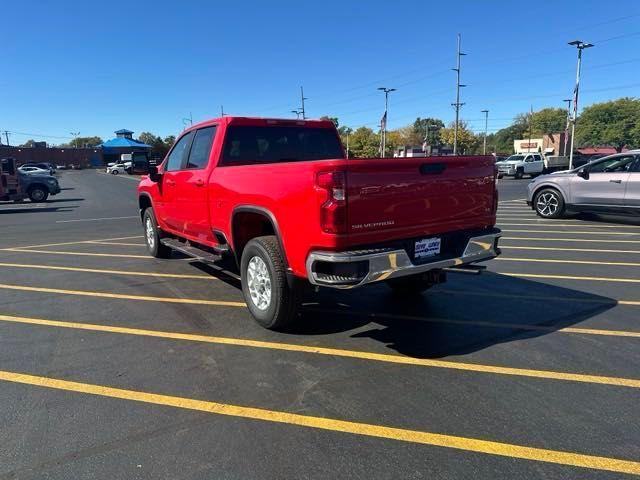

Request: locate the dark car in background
(18, 170), (61, 202)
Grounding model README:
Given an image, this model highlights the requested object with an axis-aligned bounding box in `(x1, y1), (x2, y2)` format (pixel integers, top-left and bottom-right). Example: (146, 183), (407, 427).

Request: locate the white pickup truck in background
(497, 153), (572, 179)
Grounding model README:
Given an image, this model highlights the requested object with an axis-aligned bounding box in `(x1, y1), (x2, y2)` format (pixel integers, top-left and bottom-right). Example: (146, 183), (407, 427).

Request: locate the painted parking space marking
(499, 272), (640, 284)
(502, 229), (639, 236)
(502, 236), (640, 244)
(3, 235), (143, 250)
(56, 215), (139, 223)
(0, 263), (217, 280)
(434, 289), (640, 307)
(86, 241), (145, 246)
(0, 283), (245, 306)
(0, 314), (639, 388)
(0, 370), (637, 475)
(0, 249), (153, 259)
(496, 257), (640, 267)
(498, 222), (640, 229)
(500, 245), (640, 255)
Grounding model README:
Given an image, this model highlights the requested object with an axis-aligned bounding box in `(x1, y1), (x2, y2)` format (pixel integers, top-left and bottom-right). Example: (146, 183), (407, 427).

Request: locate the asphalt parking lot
(1, 171), (639, 479)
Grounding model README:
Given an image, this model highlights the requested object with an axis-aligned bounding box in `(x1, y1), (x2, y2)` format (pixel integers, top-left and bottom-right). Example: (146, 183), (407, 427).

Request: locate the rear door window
(221, 126), (344, 165)
(187, 126), (217, 169)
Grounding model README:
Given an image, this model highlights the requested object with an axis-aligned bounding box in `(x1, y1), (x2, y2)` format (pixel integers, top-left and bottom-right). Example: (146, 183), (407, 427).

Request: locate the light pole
(377, 87), (396, 158)
(562, 98), (572, 156)
(300, 86), (308, 120)
(70, 131), (80, 148)
(481, 110), (489, 155)
(291, 109), (302, 119)
(451, 34), (467, 155)
(567, 40), (594, 169)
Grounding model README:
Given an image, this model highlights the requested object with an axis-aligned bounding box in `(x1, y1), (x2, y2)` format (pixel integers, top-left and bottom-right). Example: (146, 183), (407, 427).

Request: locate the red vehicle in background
(137, 117), (501, 329)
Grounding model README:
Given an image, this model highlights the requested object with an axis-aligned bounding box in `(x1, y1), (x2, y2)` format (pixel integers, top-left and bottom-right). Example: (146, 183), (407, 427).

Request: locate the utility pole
(481, 110), (489, 155)
(220, 105), (225, 117)
(377, 87), (396, 158)
(346, 130), (350, 159)
(2, 130), (10, 146)
(300, 86), (308, 120)
(568, 40), (594, 169)
(562, 98), (572, 156)
(451, 34), (466, 155)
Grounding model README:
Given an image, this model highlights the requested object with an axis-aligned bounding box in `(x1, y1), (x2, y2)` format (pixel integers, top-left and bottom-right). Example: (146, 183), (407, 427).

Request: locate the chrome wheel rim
(247, 256), (271, 311)
(145, 217), (155, 249)
(536, 192), (559, 217)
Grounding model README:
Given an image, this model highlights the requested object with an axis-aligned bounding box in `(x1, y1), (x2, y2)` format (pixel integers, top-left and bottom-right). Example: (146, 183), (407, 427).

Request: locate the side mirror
(577, 168), (589, 180)
(148, 165), (162, 183)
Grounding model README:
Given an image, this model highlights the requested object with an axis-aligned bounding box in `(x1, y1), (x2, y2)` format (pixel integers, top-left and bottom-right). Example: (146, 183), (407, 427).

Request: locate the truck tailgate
(346, 156), (496, 239)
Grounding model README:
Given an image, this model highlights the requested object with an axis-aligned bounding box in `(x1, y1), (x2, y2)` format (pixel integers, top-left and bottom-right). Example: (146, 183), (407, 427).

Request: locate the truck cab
(1, 158), (26, 202)
(497, 153), (544, 179)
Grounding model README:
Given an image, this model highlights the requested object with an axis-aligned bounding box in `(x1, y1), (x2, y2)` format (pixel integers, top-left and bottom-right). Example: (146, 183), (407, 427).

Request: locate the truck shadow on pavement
(291, 272), (617, 359)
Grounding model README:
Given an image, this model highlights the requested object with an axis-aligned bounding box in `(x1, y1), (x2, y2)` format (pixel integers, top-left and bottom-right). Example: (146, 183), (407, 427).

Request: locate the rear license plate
(415, 237), (441, 259)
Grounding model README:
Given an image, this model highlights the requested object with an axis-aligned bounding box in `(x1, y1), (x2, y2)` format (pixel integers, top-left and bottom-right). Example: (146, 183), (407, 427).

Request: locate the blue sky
(2, 0), (639, 144)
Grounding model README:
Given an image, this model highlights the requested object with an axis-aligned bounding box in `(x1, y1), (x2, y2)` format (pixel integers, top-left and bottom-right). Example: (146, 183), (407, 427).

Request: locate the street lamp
(567, 40), (594, 169)
(377, 87), (396, 158)
(480, 110), (489, 155)
(70, 131), (80, 148)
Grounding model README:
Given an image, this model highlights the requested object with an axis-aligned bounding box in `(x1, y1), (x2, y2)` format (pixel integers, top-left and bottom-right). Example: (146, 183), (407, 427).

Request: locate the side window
(186, 126), (217, 169)
(589, 155), (635, 173)
(631, 156), (640, 173)
(165, 131), (194, 171)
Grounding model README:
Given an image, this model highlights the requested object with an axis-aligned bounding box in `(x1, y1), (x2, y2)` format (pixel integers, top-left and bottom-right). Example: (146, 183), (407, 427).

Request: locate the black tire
(534, 188), (565, 219)
(240, 236), (303, 330)
(28, 186), (49, 202)
(385, 274), (436, 296)
(514, 168), (524, 180)
(111, 170), (119, 175)
(142, 208), (172, 258)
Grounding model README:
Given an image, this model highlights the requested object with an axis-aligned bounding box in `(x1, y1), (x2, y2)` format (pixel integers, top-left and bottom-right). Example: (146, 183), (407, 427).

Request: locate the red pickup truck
(137, 117), (500, 329)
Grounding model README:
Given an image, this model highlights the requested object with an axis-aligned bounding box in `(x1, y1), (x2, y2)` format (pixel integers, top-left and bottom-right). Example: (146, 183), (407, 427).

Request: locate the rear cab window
(221, 125), (344, 166)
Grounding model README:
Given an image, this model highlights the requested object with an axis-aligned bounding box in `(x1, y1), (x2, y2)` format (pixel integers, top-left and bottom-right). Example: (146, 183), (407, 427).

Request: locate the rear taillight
(317, 170), (347, 234)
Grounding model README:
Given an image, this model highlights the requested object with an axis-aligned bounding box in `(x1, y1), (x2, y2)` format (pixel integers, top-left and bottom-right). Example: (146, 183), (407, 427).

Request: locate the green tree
(320, 116), (339, 128)
(60, 136), (103, 148)
(575, 97), (640, 152)
(19, 139), (38, 148)
(438, 121), (479, 154)
(412, 117), (445, 146)
(531, 108), (567, 135)
(349, 127), (380, 158)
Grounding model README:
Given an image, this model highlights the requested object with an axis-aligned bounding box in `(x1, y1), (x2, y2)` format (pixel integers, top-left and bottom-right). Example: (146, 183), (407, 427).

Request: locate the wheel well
(138, 195), (152, 219)
(232, 211), (276, 263)
(27, 183), (46, 192)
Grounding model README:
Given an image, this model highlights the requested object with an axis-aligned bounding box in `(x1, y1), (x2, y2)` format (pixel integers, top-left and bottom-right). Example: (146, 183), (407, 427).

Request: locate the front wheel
(111, 170), (119, 175)
(28, 186), (48, 202)
(241, 236), (302, 330)
(143, 208), (172, 258)
(514, 168), (524, 179)
(534, 188), (565, 218)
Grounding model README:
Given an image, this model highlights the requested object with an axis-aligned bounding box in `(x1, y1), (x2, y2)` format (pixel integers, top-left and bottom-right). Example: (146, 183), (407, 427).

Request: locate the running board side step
(160, 238), (223, 263)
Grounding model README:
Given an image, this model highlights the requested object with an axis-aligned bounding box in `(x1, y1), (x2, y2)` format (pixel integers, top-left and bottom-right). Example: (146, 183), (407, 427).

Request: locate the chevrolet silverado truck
(137, 117), (501, 329)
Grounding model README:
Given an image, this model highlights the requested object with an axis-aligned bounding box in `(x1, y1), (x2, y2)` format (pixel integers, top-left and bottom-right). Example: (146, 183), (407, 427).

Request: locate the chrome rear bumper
(306, 231), (501, 288)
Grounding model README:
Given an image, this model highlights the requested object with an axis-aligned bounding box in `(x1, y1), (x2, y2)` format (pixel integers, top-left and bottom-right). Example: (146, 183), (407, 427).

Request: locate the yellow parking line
(502, 236), (640, 244)
(86, 241), (145, 246)
(1, 249), (152, 259)
(434, 289), (640, 307)
(0, 314), (638, 388)
(496, 257), (640, 267)
(498, 222), (640, 229)
(500, 272), (640, 284)
(501, 245), (640, 254)
(5, 235), (143, 250)
(0, 284), (245, 307)
(0, 263), (217, 280)
(502, 229), (638, 236)
(1, 371), (638, 475)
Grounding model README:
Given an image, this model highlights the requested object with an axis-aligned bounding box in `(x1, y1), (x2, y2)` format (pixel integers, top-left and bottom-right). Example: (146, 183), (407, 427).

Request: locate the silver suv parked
(527, 152), (640, 218)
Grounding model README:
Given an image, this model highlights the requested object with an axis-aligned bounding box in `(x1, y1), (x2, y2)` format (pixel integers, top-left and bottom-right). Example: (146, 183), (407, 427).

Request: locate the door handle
(165, 179), (176, 186)
(194, 178), (205, 187)
(609, 179), (622, 184)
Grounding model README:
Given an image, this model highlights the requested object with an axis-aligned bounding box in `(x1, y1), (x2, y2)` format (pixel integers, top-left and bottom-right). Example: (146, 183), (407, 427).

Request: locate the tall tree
(575, 98), (640, 152)
(531, 108), (567, 135)
(412, 117), (445, 146)
(438, 121), (478, 154)
(348, 127), (380, 158)
(60, 136), (103, 148)
(18, 139), (38, 148)
(320, 116), (339, 128)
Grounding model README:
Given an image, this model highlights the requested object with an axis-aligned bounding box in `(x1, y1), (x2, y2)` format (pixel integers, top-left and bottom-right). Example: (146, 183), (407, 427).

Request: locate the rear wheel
(514, 168), (524, 179)
(28, 186), (48, 202)
(241, 236), (302, 330)
(111, 170), (119, 175)
(143, 208), (172, 258)
(534, 188), (565, 218)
